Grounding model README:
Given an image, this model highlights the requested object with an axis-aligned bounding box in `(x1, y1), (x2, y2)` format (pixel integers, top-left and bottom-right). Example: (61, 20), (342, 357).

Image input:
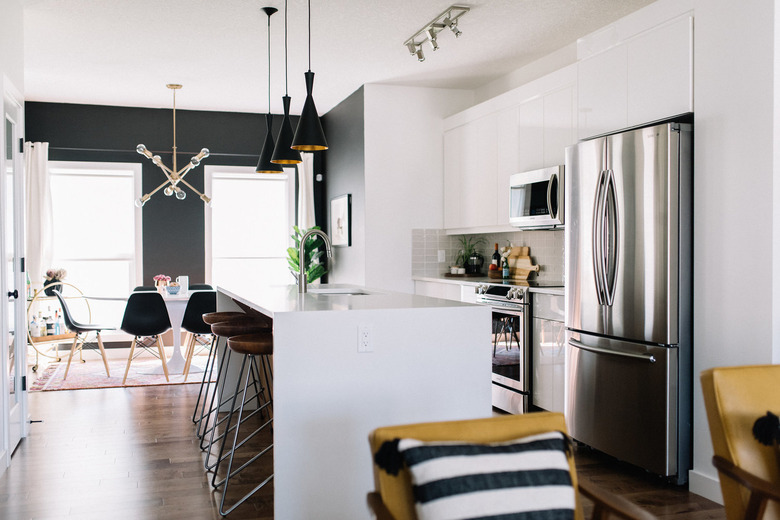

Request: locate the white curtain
(24, 142), (53, 290)
(297, 153), (316, 230)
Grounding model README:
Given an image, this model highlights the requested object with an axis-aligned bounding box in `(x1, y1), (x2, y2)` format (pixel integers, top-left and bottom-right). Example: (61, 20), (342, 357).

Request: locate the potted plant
(287, 225), (328, 284)
(455, 235), (486, 273)
(43, 268), (67, 296)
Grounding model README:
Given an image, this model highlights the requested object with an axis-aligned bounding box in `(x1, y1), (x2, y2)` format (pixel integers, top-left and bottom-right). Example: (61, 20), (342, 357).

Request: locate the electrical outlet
(438, 249), (446, 263)
(358, 324), (373, 353)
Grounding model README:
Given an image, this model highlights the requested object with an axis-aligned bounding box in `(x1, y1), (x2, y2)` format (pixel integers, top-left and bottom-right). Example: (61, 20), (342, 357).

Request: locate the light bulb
(175, 189), (186, 200)
(164, 185), (174, 196)
(153, 155), (162, 165)
(134, 197), (145, 208)
(200, 148), (210, 158)
(136, 144), (147, 154)
(190, 156), (200, 167)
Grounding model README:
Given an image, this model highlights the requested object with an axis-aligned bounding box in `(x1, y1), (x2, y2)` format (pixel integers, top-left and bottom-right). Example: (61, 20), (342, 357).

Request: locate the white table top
(217, 282), (476, 318)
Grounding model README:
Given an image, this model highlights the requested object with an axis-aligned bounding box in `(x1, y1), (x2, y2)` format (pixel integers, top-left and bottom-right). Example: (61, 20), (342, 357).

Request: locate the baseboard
(688, 469), (723, 504)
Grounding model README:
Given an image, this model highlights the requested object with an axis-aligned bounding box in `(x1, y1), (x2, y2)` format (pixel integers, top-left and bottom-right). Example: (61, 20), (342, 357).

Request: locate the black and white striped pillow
(396, 431), (575, 520)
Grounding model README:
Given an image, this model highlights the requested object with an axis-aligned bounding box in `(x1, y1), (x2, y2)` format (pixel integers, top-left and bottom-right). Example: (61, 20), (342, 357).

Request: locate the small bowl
(457, 268), (466, 275)
(166, 285), (181, 295)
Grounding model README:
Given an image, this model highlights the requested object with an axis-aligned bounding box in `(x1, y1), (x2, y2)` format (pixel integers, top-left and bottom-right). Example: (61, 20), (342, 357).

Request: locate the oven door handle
(568, 338), (656, 363)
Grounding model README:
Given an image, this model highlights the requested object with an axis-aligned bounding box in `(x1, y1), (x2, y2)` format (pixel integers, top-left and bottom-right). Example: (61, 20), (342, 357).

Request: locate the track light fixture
(403, 4), (469, 61)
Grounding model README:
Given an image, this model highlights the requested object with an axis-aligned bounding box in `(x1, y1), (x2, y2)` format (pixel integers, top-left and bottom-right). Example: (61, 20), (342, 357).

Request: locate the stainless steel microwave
(509, 165), (564, 229)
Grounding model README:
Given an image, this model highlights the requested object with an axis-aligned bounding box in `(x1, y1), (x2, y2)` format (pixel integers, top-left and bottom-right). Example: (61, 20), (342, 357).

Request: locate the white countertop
(412, 275), (565, 296)
(217, 282), (477, 318)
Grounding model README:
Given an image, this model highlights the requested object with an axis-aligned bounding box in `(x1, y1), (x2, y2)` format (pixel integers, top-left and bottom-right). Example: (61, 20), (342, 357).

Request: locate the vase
(43, 279), (60, 296)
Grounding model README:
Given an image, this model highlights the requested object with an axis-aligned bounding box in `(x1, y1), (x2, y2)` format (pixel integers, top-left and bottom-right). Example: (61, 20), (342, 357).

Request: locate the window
(205, 165), (295, 288)
(49, 161), (142, 325)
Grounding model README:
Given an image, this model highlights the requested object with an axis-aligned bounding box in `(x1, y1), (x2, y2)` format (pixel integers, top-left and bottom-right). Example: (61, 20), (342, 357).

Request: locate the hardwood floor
(0, 385), (724, 519)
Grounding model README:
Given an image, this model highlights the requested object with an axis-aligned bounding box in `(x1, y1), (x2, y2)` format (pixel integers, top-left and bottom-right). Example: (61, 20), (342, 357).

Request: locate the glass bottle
(502, 257), (510, 279)
(491, 243), (500, 268)
(30, 315), (40, 337)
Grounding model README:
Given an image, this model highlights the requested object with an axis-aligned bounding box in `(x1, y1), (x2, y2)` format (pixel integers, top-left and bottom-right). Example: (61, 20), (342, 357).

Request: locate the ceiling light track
(403, 4), (469, 62)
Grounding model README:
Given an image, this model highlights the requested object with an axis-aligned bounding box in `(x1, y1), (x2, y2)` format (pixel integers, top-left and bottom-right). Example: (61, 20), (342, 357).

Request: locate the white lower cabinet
(531, 293), (565, 413)
(414, 280), (462, 302)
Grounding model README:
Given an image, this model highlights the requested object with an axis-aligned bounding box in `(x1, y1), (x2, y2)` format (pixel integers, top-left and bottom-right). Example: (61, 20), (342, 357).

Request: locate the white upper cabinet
(578, 15), (692, 140)
(443, 66), (577, 232)
(626, 16), (692, 126)
(577, 44), (628, 139)
(443, 126), (463, 229)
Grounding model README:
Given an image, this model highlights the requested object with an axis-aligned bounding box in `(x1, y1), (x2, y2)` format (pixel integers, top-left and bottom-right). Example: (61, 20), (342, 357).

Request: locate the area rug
(30, 357), (213, 392)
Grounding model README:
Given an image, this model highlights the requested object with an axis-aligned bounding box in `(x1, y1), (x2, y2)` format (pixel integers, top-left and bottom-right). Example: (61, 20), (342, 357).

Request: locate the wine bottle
(491, 243), (500, 268)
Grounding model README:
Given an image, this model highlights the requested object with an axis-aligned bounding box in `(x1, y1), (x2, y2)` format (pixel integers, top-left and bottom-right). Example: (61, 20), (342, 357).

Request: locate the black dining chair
(52, 289), (114, 380)
(180, 290), (217, 379)
(120, 291), (172, 384)
(189, 284), (213, 291)
(133, 285), (156, 291)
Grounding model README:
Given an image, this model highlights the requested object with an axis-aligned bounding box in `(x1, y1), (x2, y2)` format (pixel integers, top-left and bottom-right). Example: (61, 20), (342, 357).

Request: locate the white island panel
(217, 284), (492, 519)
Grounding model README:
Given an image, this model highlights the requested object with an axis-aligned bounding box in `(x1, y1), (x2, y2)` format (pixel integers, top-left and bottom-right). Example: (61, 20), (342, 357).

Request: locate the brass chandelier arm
(176, 177), (206, 199)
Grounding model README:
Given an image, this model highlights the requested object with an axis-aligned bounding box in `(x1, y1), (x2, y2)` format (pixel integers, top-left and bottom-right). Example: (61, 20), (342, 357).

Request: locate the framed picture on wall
(330, 194), (351, 247)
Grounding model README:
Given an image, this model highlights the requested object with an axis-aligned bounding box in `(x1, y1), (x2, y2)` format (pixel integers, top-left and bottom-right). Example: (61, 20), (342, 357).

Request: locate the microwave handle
(546, 171), (558, 220)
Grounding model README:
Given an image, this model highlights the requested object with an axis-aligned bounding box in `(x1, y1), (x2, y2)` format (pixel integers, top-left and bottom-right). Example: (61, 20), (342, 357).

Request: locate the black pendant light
(271, 0), (302, 164)
(291, 0), (328, 151)
(256, 7), (284, 173)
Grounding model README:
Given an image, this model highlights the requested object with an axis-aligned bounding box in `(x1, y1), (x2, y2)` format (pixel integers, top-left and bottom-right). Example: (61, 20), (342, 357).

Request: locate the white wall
(1, 0), (24, 91)
(688, 0), (776, 500)
(362, 84), (472, 293)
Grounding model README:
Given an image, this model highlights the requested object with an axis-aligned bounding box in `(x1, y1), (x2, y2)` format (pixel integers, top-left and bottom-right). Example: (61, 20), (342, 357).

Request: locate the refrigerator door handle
(568, 338), (656, 363)
(547, 170), (558, 220)
(603, 169), (619, 306)
(592, 170), (607, 305)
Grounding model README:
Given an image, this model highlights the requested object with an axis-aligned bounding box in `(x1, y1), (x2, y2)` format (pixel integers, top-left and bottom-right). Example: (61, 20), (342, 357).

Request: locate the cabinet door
(496, 106), (519, 225)
(443, 127), (463, 229)
(577, 44), (628, 140)
(459, 114), (498, 228)
(626, 16), (692, 126)
(532, 317), (566, 413)
(544, 85), (576, 167)
(516, 97), (544, 173)
(414, 281), (461, 301)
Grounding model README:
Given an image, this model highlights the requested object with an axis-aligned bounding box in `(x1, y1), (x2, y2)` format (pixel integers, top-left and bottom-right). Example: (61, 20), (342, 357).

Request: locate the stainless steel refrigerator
(564, 121), (692, 485)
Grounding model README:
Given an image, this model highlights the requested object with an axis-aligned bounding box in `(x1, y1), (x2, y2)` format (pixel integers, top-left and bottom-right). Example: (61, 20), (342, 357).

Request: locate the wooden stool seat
(227, 333), (273, 356)
(202, 311), (245, 326)
(211, 317), (271, 338)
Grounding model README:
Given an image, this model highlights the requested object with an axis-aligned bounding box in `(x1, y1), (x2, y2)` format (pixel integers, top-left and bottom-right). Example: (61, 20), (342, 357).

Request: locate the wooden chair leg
(182, 334), (195, 378)
(123, 337), (138, 385)
(63, 334), (81, 380)
(96, 332), (110, 377)
(156, 335), (170, 382)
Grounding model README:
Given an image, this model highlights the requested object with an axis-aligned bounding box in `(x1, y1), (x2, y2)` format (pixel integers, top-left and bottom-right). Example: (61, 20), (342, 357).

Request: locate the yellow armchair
(701, 365), (780, 520)
(367, 412), (655, 520)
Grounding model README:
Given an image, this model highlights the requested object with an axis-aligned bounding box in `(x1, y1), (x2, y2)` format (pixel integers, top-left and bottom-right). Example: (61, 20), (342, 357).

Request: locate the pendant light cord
(284, 0), (289, 95)
(267, 12), (272, 114)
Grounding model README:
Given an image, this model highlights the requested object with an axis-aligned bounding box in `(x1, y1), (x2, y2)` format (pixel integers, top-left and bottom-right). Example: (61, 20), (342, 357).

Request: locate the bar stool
(215, 332), (274, 516)
(201, 317), (272, 459)
(191, 311), (246, 427)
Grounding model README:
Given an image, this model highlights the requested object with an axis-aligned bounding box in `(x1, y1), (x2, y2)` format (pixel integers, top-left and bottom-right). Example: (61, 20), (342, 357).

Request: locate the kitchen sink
(308, 287), (370, 296)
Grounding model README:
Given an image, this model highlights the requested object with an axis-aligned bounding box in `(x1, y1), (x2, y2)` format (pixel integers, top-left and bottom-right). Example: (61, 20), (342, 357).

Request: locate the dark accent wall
(320, 87), (365, 283)
(25, 101), (325, 285)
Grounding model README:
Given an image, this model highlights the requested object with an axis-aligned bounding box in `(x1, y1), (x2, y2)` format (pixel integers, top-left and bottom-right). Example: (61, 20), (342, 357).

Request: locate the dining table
(148, 290), (204, 375)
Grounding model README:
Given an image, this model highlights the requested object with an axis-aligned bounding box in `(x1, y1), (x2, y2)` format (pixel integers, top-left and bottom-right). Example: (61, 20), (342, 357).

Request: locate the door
(2, 87), (27, 467)
(566, 123), (680, 345)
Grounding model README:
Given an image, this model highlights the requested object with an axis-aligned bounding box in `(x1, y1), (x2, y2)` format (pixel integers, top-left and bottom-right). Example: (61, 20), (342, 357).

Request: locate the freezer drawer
(566, 331), (678, 479)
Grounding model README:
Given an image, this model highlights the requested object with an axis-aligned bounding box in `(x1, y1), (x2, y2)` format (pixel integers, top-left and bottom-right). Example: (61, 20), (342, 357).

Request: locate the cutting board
(507, 246), (540, 280)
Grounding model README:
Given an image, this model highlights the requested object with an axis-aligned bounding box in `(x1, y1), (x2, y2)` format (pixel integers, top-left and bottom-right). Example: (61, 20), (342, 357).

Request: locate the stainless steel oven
(475, 284), (530, 414)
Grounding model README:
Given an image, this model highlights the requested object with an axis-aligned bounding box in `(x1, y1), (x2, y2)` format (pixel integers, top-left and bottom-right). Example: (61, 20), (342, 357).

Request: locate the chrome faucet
(298, 229), (332, 293)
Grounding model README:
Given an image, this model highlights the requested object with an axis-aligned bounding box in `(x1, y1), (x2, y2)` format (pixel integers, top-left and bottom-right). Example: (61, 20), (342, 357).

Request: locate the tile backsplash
(412, 229), (564, 283)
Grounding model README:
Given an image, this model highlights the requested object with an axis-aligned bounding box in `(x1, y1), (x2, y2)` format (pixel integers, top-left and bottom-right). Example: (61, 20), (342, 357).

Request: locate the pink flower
(153, 274), (171, 282)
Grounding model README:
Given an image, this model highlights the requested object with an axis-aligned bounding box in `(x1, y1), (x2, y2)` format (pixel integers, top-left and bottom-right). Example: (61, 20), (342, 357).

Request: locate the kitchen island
(217, 283), (492, 519)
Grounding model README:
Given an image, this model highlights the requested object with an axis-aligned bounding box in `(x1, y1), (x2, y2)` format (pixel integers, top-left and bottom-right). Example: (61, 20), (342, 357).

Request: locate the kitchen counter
(216, 282), (492, 519)
(412, 275), (565, 296)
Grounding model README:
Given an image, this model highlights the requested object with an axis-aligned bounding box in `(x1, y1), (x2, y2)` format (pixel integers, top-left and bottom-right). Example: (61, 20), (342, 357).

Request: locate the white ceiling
(23, 0), (655, 115)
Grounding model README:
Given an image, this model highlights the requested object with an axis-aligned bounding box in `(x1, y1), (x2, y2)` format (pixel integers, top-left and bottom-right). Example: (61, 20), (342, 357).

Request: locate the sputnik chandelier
(135, 84), (211, 207)
(404, 4), (469, 62)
